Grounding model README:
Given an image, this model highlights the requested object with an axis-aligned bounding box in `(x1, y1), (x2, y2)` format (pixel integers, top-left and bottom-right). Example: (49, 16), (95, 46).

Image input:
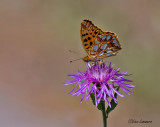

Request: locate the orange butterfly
(80, 20), (122, 62)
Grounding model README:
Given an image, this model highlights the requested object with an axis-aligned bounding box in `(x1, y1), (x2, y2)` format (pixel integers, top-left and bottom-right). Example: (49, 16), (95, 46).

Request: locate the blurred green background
(0, 0), (159, 127)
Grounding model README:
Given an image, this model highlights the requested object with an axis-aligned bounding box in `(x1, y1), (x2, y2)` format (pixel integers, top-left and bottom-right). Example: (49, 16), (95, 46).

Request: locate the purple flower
(64, 62), (134, 107)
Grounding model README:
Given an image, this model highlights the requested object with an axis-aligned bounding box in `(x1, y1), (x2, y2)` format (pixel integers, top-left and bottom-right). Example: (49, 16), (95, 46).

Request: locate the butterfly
(80, 19), (122, 62)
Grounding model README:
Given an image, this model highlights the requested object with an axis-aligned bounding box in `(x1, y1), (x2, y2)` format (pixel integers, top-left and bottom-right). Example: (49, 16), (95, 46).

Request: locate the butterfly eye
(107, 36), (111, 40)
(93, 45), (99, 51)
(98, 52), (104, 56)
(100, 43), (107, 50)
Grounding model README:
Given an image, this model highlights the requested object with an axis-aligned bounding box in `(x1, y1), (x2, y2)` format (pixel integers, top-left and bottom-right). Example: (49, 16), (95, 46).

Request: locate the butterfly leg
(99, 60), (103, 64)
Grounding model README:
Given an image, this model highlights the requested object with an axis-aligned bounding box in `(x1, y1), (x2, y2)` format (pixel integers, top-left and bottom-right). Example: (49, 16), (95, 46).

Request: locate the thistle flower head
(64, 62), (134, 107)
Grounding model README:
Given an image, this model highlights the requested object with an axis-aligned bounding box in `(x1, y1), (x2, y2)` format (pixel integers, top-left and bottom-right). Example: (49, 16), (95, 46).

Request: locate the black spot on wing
(84, 38), (87, 42)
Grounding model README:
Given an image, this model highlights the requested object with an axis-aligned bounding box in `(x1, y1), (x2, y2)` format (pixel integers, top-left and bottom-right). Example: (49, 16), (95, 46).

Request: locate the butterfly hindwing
(94, 32), (121, 58)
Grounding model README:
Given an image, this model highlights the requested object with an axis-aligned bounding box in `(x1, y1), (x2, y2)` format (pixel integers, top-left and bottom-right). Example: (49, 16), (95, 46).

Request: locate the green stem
(101, 101), (107, 127)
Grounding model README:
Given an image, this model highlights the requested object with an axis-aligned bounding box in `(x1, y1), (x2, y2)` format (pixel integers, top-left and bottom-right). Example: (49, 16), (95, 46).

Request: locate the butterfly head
(83, 56), (104, 62)
(83, 56), (94, 62)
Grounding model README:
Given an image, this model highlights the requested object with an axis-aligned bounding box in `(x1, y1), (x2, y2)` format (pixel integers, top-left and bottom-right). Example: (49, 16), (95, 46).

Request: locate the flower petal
(68, 83), (79, 94)
(64, 62), (134, 108)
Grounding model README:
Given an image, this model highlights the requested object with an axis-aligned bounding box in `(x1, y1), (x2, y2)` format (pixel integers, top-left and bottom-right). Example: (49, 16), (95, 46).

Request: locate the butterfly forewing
(80, 20), (121, 62)
(80, 20), (103, 55)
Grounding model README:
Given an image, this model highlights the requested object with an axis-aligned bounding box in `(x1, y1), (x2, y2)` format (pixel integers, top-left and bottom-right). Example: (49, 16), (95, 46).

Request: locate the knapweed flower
(64, 62), (134, 107)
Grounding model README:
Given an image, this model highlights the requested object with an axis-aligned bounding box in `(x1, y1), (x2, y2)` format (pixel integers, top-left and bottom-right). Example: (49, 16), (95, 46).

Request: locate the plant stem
(101, 101), (107, 127)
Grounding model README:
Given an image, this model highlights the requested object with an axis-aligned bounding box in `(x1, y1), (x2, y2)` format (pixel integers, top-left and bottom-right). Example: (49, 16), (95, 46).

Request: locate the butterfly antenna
(70, 58), (83, 63)
(68, 50), (80, 55)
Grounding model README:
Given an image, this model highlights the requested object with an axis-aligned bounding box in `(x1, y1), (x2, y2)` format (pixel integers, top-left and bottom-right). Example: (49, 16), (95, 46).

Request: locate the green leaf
(90, 93), (103, 110)
(106, 86), (120, 118)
